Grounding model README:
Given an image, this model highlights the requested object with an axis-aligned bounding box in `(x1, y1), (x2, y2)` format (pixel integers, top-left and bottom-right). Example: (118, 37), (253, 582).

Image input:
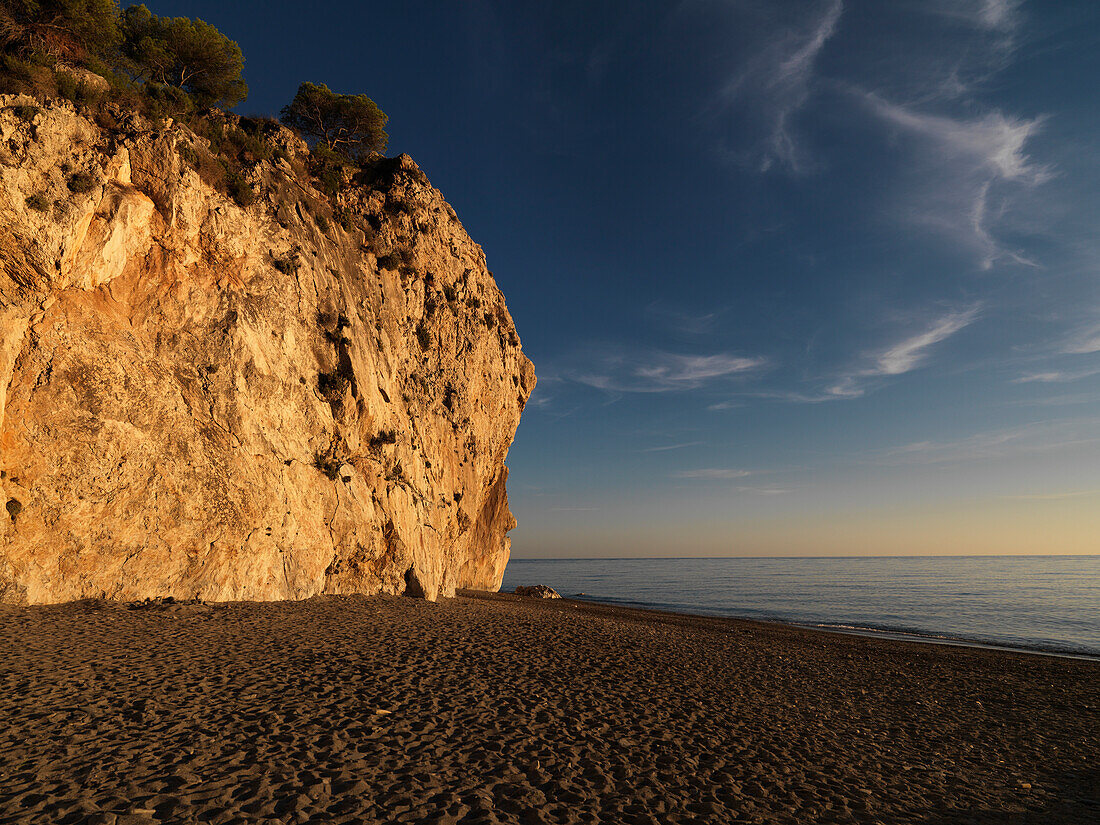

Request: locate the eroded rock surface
(0, 96), (534, 604)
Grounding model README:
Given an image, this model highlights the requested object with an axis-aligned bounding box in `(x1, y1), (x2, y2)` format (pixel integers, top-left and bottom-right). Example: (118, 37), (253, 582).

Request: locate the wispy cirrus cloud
(922, 0), (1022, 34)
(827, 308), (980, 398)
(643, 302), (724, 336)
(670, 468), (791, 494)
(572, 348), (766, 393)
(1063, 322), (1100, 355)
(836, 0), (1031, 266)
(717, 0), (843, 172)
(864, 95), (1049, 184)
(873, 309), (980, 375)
(877, 418), (1100, 464)
(858, 90), (1050, 269)
(976, 0), (1022, 31)
(639, 441), (704, 453)
(671, 468), (751, 480)
(1013, 367), (1100, 384)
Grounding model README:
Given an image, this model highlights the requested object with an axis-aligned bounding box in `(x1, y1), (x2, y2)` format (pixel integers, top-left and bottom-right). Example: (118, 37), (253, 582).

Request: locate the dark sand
(0, 592), (1096, 825)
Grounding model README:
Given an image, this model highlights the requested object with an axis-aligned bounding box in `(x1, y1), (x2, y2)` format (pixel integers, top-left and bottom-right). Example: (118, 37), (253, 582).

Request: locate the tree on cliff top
(119, 4), (246, 108)
(280, 82), (388, 162)
(0, 0), (121, 61)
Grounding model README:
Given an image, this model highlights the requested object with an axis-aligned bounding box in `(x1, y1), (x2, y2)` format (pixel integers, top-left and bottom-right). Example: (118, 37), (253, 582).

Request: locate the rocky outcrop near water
(513, 585), (561, 599)
(0, 96), (534, 604)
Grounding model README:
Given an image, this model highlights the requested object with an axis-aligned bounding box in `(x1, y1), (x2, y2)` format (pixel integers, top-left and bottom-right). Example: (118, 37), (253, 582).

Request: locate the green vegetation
(0, 2), (396, 229)
(369, 429), (397, 449)
(271, 253), (298, 275)
(118, 5), (246, 108)
(66, 170), (97, 192)
(10, 103), (37, 120)
(383, 197), (411, 216)
(176, 116), (277, 207)
(307, 143), (351, 198)
(1, 2), (238, 116)
(280, 82), (387, 161)
(0, 1), (122, 63)
(415, 320), (431, 350)
(312, 452), (341, 481)
(384, 461), (405, 484)
(376, 252), (400, 271)
(317, 370), (349, 400)
(1, 1), (245, 107)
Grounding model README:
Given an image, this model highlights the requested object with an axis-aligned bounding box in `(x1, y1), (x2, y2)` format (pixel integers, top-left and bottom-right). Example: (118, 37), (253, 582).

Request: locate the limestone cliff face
(0, 96), (534, 605)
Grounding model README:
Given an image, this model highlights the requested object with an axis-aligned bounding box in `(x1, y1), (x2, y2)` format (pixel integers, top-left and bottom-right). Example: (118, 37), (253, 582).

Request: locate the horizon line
(509, 552), (1100, 561)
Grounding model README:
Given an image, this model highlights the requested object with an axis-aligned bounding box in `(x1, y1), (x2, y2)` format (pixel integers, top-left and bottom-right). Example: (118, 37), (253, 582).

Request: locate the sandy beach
(0, 592), (1096, 825)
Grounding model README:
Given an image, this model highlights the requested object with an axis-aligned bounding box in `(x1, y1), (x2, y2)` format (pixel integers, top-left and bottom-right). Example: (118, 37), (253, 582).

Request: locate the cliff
(0, 96), (534, 604)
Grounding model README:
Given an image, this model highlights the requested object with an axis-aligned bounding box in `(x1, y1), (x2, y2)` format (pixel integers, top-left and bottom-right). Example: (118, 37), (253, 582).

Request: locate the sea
(501, 555), (1100, 659)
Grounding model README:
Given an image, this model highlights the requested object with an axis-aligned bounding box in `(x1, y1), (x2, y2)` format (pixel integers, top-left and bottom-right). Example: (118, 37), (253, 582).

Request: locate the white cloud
(1013, 367), (1100, 384)
(1013, 371), (1068, 384)
(978, 0), (1022, 31)
(636, 353), (761, 383)
(826, 308), (979, 398)
(864, 94), (1049, 184)
(1064, 324), (1100, 355)
(734, 486), (791, 495)
(574, 349), (766, 393)
(640, 441), (704, 453)
(875, 309), (979, 375)
(672, 468), (752, 480)
(877, 419), (1100, 465)
(860, 91), (1050, 268)
(644, 302), (723, 335)
(920, 0), (1022, 34)
(719, 0), (843, 172)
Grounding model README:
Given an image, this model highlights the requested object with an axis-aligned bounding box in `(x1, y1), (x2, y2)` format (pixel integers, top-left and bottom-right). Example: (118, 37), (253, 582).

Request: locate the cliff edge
(0, 96), (534, 604)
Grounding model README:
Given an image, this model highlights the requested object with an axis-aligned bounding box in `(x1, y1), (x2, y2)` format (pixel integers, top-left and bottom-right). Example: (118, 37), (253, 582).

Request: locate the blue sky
(160, 1), (1100, 556)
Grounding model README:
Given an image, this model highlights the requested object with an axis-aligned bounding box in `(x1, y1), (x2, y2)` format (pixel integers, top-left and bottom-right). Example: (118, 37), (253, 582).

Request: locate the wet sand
(0, 591), (1096, 825)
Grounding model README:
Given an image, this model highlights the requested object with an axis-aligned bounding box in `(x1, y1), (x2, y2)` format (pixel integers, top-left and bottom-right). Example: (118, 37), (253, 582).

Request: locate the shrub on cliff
(1, 1), (248, 117)
(118, 4), (246, 108)
(280, 82), (387, 163)
(307, 144), (353, 198)
(0, 0), (122, 62)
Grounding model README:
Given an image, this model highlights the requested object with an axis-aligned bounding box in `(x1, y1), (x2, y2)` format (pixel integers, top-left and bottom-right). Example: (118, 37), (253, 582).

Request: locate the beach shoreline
(548, 593), (1100, 663)
(1, 591), (1097, 824)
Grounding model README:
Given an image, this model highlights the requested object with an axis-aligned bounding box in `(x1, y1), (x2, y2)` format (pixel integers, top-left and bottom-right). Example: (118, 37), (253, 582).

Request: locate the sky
(157, 1), (1100, 557)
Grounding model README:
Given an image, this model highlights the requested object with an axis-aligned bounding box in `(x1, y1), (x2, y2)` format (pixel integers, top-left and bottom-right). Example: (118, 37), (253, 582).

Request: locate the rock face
(0, 96), (534, 604)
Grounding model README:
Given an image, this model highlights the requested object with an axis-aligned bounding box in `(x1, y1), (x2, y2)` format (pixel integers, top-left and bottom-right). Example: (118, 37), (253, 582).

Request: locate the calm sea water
(501, 556), (1100, 658)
